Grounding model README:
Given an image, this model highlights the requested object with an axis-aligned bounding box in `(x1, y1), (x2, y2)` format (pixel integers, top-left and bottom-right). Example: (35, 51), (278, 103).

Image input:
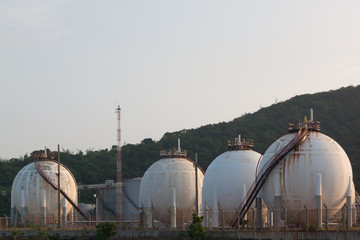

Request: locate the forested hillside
(1, 85), (360, 216)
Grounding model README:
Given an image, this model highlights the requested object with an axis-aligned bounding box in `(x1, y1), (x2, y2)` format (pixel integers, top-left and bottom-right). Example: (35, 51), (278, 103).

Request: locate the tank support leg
(346, 196), (352, 228)
(170, 188), (176, 229)
(146, 189), (152, 228)
(273, 196), (281, 228)
(211, 186), (219, 228)
(240, 184), (247, 227)
(10, 197), (15, 225)
(41, 190), (46, 225)
(315, 174), (322, 229)
(62, 198), (67, 228)
(346, 176), (353, 228)
(20, 190), (25, 224)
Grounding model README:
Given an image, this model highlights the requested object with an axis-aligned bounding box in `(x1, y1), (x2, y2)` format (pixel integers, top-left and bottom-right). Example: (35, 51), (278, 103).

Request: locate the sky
(0, 1), (359, 159)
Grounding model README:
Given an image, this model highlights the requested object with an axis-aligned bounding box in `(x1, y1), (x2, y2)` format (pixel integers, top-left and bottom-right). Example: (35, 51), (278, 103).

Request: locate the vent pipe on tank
(177, 138), (181, 153)
(310, 108), (314, 122)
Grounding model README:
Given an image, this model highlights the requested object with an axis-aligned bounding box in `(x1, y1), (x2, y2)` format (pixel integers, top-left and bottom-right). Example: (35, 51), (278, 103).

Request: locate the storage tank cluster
(199, 109), (356, 229)
(9, 109), (357, 229)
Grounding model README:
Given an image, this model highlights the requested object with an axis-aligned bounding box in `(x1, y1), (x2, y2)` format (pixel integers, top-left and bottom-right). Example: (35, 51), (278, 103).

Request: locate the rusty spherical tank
(139, 157), (204, 224)
(11, 161), (77, 223)
(258, 131), (355, 224)
(202, 149), (261, 225)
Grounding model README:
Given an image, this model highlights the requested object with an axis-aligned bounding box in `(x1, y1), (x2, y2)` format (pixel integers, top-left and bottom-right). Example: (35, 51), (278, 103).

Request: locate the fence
(1, 205), (359, 231)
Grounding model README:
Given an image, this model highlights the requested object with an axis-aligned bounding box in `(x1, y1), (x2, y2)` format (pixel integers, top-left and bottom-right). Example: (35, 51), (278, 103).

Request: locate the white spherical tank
(259, 125), (355, 224)
(139, 152), (204, 224)
(11, 161), (77, 223)
(202, 138), (261, 226)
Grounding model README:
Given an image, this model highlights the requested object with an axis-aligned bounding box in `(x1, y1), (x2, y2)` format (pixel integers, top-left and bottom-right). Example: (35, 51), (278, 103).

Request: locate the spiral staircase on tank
(230, 121), (309, 227)
(34, 153), (89, 221)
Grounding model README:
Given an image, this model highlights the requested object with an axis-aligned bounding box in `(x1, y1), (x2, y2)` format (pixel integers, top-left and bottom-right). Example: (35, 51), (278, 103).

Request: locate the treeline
(1, 85), (360, 216)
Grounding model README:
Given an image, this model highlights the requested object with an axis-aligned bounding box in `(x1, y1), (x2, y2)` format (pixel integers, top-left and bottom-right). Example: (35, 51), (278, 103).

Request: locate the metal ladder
(230, 124), (308, 227)
(34, 156), (89, 221)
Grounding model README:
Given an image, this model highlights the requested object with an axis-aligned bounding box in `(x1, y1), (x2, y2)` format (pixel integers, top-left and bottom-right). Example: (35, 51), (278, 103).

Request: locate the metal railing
(1, 204), (360, 231)
(160, 149), (187, 158)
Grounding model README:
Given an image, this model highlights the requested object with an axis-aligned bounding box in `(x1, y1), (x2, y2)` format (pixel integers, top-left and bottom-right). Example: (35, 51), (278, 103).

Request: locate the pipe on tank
(310, 108), (314, 122)
(315, 174), (322, 196)
(315, 174), (322, 229)
(178, 138), (181, 153)
(346, 176), (352, 197)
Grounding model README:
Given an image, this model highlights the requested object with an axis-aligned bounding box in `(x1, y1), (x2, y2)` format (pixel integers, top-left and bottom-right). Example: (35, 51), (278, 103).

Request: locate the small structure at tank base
(77, 178), (142, 226)
(139, 139), (204, 229)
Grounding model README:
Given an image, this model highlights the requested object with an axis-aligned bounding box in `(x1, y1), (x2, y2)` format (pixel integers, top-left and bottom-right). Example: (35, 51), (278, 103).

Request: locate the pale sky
(0, 0), (359, 159)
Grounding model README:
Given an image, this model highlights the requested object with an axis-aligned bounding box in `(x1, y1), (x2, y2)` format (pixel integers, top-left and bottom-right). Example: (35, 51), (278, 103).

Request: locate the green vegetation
(188, 213), (205, 240)
(95, 222), (117, 240)
(1, 85), (360, 217)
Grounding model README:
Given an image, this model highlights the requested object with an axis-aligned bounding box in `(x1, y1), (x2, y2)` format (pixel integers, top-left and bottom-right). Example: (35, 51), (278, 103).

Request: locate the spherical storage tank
(11, 157), (77, 223)
(202, 136), (261, 227)
(258, 117), (355, 225)
(139, 141), (204, 225)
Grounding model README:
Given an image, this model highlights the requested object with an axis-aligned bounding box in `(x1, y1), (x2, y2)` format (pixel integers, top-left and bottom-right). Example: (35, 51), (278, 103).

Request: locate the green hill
(1, 84), (360, 216)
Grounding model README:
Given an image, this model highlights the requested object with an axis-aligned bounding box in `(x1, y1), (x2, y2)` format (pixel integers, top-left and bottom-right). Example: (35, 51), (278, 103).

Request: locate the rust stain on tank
(307, 134), (312, 148)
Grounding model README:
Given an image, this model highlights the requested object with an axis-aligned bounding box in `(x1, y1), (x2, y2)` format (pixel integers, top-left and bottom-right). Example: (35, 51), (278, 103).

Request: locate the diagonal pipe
(34, 156), (89, 221)
(230, 124), (308, 227)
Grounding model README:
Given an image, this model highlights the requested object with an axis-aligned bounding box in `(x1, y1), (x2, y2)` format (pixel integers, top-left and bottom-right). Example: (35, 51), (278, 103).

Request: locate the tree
(188, 213), (205, 240)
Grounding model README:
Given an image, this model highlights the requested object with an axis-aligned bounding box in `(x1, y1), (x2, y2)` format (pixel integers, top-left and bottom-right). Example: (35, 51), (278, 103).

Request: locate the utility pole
(195, 153), (199, 215)
(115, 106), (122, 225)
(57, 144), (61, 228)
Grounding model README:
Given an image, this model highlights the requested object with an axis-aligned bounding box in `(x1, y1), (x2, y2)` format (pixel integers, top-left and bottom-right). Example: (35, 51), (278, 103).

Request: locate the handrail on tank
(33, 154), (89, 221)
(228, 138), (254, 151)
(160, 149), (187, 158)
(230, 122), (308, 227)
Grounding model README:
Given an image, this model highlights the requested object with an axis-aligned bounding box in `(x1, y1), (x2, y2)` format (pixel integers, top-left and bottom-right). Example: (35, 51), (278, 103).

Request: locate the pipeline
(34, 156), (89, 221)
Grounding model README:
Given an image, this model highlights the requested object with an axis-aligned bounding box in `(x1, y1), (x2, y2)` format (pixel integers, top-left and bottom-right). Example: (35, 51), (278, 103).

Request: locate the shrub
(188, 213), (205, 240)
(95, 222), (117, 240)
